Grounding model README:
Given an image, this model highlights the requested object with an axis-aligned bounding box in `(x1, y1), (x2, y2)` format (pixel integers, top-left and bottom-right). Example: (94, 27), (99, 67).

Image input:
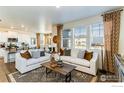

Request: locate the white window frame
(90, 22), (104, 49)
(73, 26), (88, 49)
(62, 22), (104, 49)
(61, 29), (72, 48)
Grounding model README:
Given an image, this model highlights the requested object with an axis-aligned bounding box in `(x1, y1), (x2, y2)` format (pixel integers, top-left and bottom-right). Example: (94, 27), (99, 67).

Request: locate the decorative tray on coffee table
(50, 60), (63, 68)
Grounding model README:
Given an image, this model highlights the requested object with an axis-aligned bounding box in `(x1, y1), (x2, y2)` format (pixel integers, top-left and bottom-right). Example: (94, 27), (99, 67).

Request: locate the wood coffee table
(42, 62), (76, 82)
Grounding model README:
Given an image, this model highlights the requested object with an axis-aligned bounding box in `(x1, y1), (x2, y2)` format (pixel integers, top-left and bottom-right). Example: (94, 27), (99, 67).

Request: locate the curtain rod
(101, 9), (123, 16)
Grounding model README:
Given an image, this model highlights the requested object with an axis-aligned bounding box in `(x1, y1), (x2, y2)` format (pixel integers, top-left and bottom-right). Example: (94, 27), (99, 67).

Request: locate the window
(62, 29), (72, 48)
(62, 22), (104, 49)
(31, 38), (36, 45)
(74, 26), (87, 49)
(90, 22), (104, 46)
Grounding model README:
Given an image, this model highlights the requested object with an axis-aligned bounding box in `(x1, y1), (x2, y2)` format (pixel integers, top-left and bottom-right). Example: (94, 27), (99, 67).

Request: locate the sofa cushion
(84, 50), (93, 61)
(64, 49), (71, 56)
(61, 56), (90, 67)
(26, 58), (39, 66)
(77, 50), (85, 59)
(26, 56), (49, 66)
(71, 49), (79, 58)
(20, 50), (32, 59)
(31, 51), (40, 58)
(40, 51), (45, 57)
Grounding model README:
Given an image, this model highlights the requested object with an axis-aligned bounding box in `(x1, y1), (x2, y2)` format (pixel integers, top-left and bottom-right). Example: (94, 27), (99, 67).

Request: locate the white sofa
(55, 49), (99, 76)
(15, 50), (50, 74)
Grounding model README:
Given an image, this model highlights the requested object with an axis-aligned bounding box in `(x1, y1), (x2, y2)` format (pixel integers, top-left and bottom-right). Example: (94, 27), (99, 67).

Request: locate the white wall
(119, 9), (124, 56)
(63, 15), (103, 29)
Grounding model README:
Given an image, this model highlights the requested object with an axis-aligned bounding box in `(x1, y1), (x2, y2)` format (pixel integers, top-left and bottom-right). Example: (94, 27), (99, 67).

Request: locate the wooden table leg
(46, 67), (48, 78)
(65, 72), (71, 82)
(46, 68), (52, 78)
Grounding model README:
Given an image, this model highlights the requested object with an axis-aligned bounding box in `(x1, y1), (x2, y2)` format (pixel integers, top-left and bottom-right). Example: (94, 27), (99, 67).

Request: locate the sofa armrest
(90, 53), (98, 63)
(15, 53), (27, 69)
(89, 53), (99, 75)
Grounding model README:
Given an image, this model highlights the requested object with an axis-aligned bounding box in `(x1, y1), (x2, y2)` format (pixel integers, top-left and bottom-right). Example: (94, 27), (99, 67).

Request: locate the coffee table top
(42, 62), (76, 75)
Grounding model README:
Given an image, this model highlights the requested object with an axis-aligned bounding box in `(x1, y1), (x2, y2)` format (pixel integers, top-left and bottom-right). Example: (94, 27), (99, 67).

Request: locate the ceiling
(0, 6), (123, 33)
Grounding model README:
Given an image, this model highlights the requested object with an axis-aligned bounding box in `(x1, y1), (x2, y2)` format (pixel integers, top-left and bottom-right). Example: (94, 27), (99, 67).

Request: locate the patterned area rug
(8, 67), (97, 82)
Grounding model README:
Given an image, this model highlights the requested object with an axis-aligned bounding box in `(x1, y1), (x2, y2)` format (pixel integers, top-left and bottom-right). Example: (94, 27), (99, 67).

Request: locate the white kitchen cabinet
(0, 32), (8, 42)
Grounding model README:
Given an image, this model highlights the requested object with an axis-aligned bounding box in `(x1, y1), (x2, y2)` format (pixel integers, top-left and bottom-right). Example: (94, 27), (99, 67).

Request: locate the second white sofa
(54, 49), (99, 76)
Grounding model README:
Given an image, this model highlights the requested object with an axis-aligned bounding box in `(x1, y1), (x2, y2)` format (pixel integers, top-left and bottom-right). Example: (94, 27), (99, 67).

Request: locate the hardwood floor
(0, 58), (16, 82)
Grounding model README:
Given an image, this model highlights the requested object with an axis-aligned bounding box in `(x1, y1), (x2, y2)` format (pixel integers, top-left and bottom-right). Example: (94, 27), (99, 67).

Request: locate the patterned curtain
(103, 10), (121, 73)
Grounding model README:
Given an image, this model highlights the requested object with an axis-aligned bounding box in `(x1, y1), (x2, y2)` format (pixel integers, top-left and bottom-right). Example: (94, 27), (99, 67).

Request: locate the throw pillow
(71, 49), (80, 58)
(31, 51), (40, 58)
(60, 48), (64, 56)
(84, 50), (93, 61)
(20, 50), (32, 59)
(64, 49), (71, 56)
(40, 51), (45, 57)
(77, 50), (85, 59)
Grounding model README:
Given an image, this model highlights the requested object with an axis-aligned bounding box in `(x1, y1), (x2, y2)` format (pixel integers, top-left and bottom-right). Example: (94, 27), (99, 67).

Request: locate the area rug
(8, 67), (97, 82)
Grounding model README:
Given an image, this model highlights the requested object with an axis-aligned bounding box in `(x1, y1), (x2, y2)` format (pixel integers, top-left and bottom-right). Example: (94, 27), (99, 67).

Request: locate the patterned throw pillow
(40, 51), (45, 57)
(64, 49), (71, 56)
(84, 50), (93, 61)
(31, 51), (40, 58)
(77, 50), (85, 59)
(20, 50), (32, 59)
